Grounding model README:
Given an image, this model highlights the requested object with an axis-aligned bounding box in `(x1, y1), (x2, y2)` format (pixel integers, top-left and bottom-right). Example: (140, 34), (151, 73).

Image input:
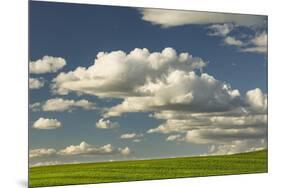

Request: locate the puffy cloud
(148, 107), (266, 129)
(30, 98), (95, 112)
(209, 115), (267, 128)
(148, 114), (267, 134)
(166, 134), (183, 142)
(29, 78), (44, 89)
(120, 133), (143, 139)
(224, 36), (244, 46)
(140, 9), (267, 55)
(148, 119), (199, 134)
(147, 87), (267, 154)
(32, 117), (61, 129)
(206, 22), (267, 55)
(207, 23), (234, 36)
(120, 133), (137, 139)
(241, 32), (267, 54)
(29, 148), (56, 158)
(58, 142), (112, 155)
(58, 141), (130, 156)
(208, 25), (267, 55)
(185, 127), (266, 144)
(148, 112), (267, 154)
(51, 47), (267, 155)
(241, 46), (267, 54)
(96, 118), (119, 129)
(251, 32), (267, 47)
(42, 98), (95, 112)
(140, 8), (265, 28)
(119, 147), (130, 156)
(52, 48), (206, 97)
(30, 102), (41, 112)
(30, 56), (66, 74)
(246, 88), (267, 112)
(208, 139), (266, 155)
(29, 142), (131, 162)
(105, 70), (241, 117)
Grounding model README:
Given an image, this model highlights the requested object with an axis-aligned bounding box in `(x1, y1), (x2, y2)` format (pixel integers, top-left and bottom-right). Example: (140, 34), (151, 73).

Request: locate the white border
(1, 0), (280, 188)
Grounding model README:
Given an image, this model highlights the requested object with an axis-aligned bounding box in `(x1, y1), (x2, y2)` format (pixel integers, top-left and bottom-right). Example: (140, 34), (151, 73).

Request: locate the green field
(29, 150), (267, 187)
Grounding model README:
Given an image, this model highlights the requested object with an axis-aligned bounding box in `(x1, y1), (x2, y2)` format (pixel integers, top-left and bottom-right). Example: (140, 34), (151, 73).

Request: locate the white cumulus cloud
(140, 8), (265, 28)
(120, 133), (143, 139)
(52, 48), (206, 97)
(119, 147), (130, 156)
(185, 127), (266, 144)
(208, 139), (266, 155)
(241, 32), (267, 54)
(29, 142), (131, 162)
(30, 56), (66, 74)
(50, 47), (267, 155)
(166, 134), (183, 142)
(42, 98), (96, 112)
(29, 148), (57, 158)
(105, 70), (241, 117)
(30, 102), (41, 112)
(58, 141), (130, 156)
(224, 36), (244, 46)
(96, 118), (119, 129)
(147, 87), (267, 154)
(207, 23), (234, 36)
(139, 9), (267, 55)
(29, 78), (44, 89)
(206, 23), (267, 55)
(32, 117), (61, 129)
(246, 88), (267, 112)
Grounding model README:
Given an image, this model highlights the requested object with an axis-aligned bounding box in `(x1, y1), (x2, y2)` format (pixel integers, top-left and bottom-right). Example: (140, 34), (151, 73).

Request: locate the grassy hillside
(29, 150), (267, 188)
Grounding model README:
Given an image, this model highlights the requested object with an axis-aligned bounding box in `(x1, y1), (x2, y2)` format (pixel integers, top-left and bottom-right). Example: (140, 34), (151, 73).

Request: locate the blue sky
(29, 1), (267, 166)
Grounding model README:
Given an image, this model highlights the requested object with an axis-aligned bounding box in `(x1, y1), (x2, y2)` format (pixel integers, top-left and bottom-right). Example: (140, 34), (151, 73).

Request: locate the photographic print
(29, 1), (268, 187)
